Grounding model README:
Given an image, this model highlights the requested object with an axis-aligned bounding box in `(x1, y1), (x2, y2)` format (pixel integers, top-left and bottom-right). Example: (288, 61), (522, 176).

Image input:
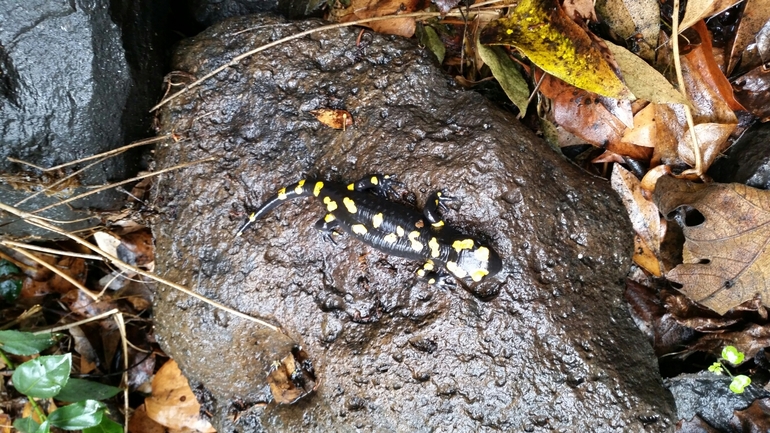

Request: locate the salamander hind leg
(315, 214), (341, 245)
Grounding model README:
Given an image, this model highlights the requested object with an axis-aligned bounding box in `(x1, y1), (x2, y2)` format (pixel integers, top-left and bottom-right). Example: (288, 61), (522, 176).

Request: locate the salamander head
(445, 241), (502, 284)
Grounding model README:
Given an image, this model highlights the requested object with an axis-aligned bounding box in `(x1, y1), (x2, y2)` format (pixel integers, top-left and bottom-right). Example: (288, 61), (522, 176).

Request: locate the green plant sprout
(707, 346), (751, 394)
(0, 330), (123, 432)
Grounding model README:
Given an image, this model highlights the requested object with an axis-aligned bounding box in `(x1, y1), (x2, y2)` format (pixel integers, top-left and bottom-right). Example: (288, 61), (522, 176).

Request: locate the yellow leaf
(480, 0), (634, 100)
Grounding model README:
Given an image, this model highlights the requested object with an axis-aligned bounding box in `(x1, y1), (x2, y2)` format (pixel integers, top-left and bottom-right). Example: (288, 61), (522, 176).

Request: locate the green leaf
(419, 25), (446, 64)
(48, 400), (104, 430)
(83, 416), (123, 433)
(0, 260), (20, 275)
(729, 375), (751, 394)
(476, 39), (530, 115)
(722, 346), (745, 365)
(56, 378), (122, 402)
(707, 362), (724, 374)
(13, 418), (50, 433)
(0, 330), (58, 356)
(0, 279), (22, 301)
(12, 354), (72, 398)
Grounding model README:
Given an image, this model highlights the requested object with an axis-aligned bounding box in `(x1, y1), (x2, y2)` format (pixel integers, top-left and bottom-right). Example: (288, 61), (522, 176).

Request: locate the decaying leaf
(679, 0), (743, 32)
(604, 41), (689, 106)
(727, 0), (770, 74)
(418, 25), (446, 64)
(611, 165), (663, 275)
(328, 0), (430, 37)
(267, 345), (317, 404)
(730, 398), (770, 431)
(654, 176), (770, 315)
(144, 360), (215, 432)
(480, 0), (634, 100)
(309, 108), (354, 130)
(475, 39), (530, 115)
(595, 0), (659, 60)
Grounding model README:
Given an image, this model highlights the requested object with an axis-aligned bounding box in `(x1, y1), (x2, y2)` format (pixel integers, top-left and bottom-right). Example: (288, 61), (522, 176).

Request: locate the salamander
(237, 175), (502, 286)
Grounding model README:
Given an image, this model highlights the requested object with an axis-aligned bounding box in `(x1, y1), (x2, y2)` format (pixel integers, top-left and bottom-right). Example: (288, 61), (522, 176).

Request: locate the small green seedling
(0, 330), (122, 432)
(707, 346), (751, 394)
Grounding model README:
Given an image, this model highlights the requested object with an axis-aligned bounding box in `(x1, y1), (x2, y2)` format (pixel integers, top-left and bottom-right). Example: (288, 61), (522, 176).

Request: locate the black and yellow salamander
(237, 175), (502, 286)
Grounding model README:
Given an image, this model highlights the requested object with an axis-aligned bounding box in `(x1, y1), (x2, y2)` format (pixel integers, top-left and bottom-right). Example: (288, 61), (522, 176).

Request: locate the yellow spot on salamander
(396, 226), (405, 237)
(324, 213), (336, 223)
(417, 269), (425, 277)
(313, 181), (324, 196)
(294, 179), (306, 194)
(325, 199), (338, 212)
(475, 246), (490, 262)
(277, 187), (287, 200)
(446, 261), (467, 278)
(351, 224), (368, 235)
(347, 183), (355, 191)
(428, 278), (436, 284)
(506, 29), (513, 35)
(431, 220), (445, 228)
(383, 233), (398, 243)
(372, 213), (384, 228)
(371, 176), (379, 185)
(343, 197), (357, 213)
(471, 269), (489, 282)
(452, 239), (475, 252)
(429, 237), (440, 258)
(424, 260), (434, 271)
(408, 231), (423, 251)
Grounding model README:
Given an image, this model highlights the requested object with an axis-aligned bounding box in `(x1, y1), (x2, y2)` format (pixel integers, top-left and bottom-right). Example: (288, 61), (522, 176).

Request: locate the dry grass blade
(3, 241), (99, 301)
(0, 201), (281, 332)
(32, 308), (120, 334)
(113, 312), (130, 433)
(3, 241), (104, 261)
(150, 9), (501, 112)
(672, 0), (702, 176)
(30, 157), (216, 215)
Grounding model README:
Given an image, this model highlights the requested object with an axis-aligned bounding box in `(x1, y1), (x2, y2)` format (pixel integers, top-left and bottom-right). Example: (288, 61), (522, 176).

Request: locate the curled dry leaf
(144, 360), (215, 433)
(654, 176), (770, 315)
(480, 0), (634, 100)
(611, 165), (663, 275)
(267, 345), (317, 404)
(328, 0), (430, 37)
(309, 109), (354, 130)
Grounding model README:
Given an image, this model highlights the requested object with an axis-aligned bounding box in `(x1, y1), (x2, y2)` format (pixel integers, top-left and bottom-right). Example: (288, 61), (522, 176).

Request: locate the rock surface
(0, 0), (167, 237)
(152, 14), (676, 432)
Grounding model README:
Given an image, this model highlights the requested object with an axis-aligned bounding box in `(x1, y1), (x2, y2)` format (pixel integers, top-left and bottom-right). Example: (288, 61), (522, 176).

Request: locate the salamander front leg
(315, 214), (341, 245)
(423, 191), (454, 230)
(415, 260), (455, 288)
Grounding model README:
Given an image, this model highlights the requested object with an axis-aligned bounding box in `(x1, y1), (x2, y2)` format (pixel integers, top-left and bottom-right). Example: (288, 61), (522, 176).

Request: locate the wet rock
(710, 121), (770, 189)
(0, 0), (168, 237)
(665, 372), (770, 431)
(152, 14), (676, 432)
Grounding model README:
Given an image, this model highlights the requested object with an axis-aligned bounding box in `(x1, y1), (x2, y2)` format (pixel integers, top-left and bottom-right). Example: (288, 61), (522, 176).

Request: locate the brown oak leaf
(654, 176), (770, 315)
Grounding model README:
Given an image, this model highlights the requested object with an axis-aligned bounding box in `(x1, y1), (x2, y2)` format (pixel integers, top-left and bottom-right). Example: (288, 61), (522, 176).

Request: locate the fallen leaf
(679, 0), (743, 32)
(309, 108), (354, 130)
(480, 0), (634, 100)
(685, 21), (744, 111)
(267, 346), (317, 404)
(730, 398), (770, 431)
(604, 40), (689, 105)
(733, 61), (770, 122)
(654, 176), (770, 315)
(418, 25), (446, 64)
(144, 360), (215, 432)
(475, 39), (530, 115)
(328, 0), (430, 37)
(611, 164), (663, 275)
(686, 323), (770, 360)
(726, 0), (770, 74)
(127, 404), (165, 433)
(561, 0), (598, 22)
(595, 0), (659, 61)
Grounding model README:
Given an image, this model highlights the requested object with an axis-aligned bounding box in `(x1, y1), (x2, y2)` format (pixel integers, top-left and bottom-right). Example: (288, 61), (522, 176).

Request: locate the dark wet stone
(665, 372), (770, 431)
(0, 0), (167, 237)
(710, 121), (770, 189)
(152, 14), (676, 432)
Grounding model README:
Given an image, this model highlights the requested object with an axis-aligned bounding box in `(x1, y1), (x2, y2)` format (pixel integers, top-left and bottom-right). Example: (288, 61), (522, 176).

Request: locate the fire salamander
(237, 175), (502, 286)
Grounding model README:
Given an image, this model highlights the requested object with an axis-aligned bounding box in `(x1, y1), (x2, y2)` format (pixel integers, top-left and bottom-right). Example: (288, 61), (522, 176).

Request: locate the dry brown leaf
(309, 108), (354, 130)
(595, 0), (659, 61)
(679, 0), (743, 32)
(128, 404), (166, 433)
(686, 21), (744, 111)
(562, 0), (598, 22)
(144, 360), (215, 433)
(733, 63), (770, 121)
(726, 0), (770, 74)
(654, 176), (770, 315)
(611, 165), (663, 275)
(267, 346), (317, 404)
(328, 0), (430, 37)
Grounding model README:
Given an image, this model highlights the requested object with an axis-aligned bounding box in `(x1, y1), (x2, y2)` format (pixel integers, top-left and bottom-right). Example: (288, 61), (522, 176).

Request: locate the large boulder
(152, 14), (676, 432)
